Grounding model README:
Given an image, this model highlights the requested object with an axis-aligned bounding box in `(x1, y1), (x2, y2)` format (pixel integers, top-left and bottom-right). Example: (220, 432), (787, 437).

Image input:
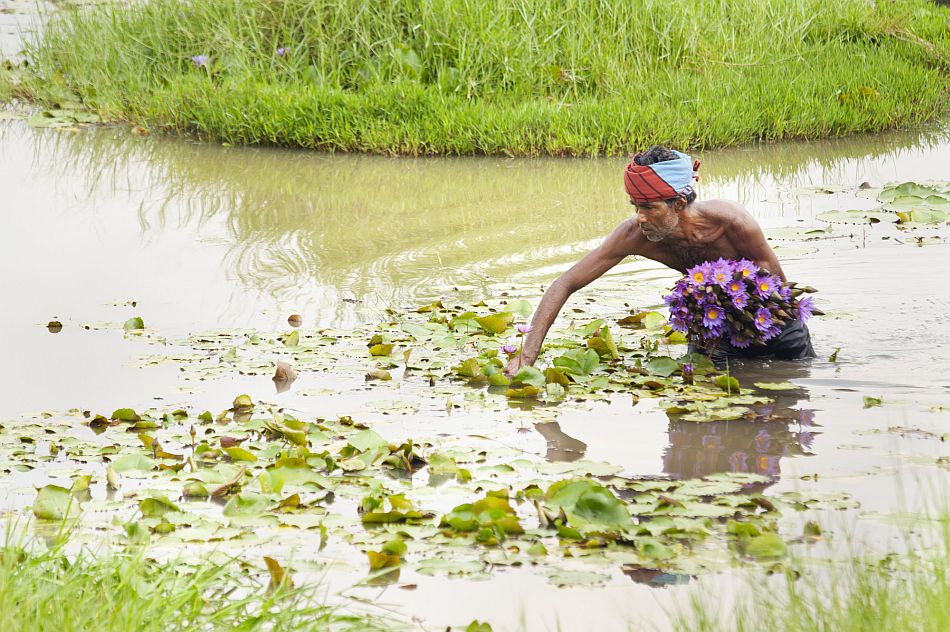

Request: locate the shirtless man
(505, 146), (814, 375)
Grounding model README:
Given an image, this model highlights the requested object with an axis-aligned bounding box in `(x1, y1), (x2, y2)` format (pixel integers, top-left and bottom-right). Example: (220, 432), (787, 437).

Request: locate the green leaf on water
(745, 532), (788, 558)
(553, 348), (599, 376)
(441, 495), (524, 539)
(453, 357), (483, 379)
(505, 385), (540, 399)
(647, 357), (680, 377)
(863, 396), (883, 408)
(348, 429), (389, 453)
(111, 453), (156, 472)
(544, 478), (634, 537)
(233, 394), (253, 409)
(754, 382), (799, 391)
(513, 366), (545, 389)
(223, 491), (269, 518)
(505, 300), (533, 318)
(465, 621), (494, 632)
(487, 372), (510, 386)
(618, 311), (667, 330)
(714, 375), (741, 394)
(895, 208), (949, 225)
(816, 209), (896, 225)
(283, 330), (299, 347)
(224, 446), (257, 462)
(367, 550), (401, 570)
(111, 408), (140, 422)
(122, 317), (145, 331)
(369, 343), (394, 356)
(140, 494), (181, 518)
(33, 484), (74, 520)
(474, 312), (514, 335)
(828, 347), (841, 362)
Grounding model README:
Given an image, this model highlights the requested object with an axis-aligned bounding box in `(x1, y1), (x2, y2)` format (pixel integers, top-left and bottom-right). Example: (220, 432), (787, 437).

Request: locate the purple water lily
(709, 258), (733, 287)
(501, 344), (518, 355)
(191, 54), (210, 67)
(734, 259), (757, 279)
(753, 307), (773, 332)
(724, 277), (745, 297)
(663, 257), (816, 350)
(701, 305), (725, 331)
(687, 261), (714, 287)
(728, 330), (753, 349)
(753, 275), (779, 299)
(516, 324), (533, 334)
(277, 47), (289, 58)
(797, 295), (815, 322)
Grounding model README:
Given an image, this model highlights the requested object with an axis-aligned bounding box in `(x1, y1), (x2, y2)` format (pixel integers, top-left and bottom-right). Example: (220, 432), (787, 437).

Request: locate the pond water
(2, 119), (949, 630)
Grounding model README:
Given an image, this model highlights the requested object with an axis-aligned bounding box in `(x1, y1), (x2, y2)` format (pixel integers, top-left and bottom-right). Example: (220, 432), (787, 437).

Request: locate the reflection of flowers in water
(729, 451), (748, 472)
(754, 428), (772, 453)
(701, 434), (723, 451)
(798, 430), (816, 450)
(797, 409), (817, 426)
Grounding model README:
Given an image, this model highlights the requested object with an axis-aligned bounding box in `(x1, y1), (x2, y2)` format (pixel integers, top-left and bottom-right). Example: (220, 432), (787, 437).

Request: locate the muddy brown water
(2, 120), (950, 630)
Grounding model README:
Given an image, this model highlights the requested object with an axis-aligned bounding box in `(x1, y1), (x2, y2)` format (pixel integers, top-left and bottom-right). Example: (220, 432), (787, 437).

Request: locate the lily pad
(33, 485), (75, 520)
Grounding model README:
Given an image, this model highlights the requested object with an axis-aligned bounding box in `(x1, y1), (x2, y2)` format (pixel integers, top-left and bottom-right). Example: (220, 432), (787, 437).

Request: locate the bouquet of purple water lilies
(664, 258), (818, 350)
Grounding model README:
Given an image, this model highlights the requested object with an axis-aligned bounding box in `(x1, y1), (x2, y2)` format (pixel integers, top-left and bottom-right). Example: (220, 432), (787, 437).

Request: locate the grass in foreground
(675, 521), (950, 632)
(13, 0), (950, 155)
(0, 535), (388, 632)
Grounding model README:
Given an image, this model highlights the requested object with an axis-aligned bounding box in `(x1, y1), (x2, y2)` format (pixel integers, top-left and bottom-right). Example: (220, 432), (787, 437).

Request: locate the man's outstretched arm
(505, 220), (640, 375)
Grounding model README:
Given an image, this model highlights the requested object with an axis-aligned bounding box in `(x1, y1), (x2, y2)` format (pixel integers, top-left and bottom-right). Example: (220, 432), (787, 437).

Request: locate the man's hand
(504, 353), (529, 377)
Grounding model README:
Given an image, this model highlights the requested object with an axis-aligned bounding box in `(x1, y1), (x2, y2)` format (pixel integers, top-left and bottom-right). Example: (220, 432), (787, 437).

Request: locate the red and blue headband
(624, 150), (700, 204)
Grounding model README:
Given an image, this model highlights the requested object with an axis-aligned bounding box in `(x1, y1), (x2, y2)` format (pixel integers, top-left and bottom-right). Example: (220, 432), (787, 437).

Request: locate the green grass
(12, 0), (950, 154)
(675, 521), (950, 632)
(0, 533), (389, 632)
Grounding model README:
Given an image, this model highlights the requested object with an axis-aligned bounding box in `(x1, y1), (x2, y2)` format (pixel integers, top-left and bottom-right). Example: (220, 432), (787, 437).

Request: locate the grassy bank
(0, 535), (387, 631)
(13, 0), (950, 154)
(676, 522), (950, 632)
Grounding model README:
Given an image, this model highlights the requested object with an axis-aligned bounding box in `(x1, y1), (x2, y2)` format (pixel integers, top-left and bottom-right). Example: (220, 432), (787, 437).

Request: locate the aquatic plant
(665, 258), (818, 351)
(10, 0), (950, 154)
(0, 532), (392, 631)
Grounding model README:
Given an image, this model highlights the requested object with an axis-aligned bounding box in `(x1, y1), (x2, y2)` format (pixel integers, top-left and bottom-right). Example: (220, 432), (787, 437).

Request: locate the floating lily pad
(816, 209), (896, 225)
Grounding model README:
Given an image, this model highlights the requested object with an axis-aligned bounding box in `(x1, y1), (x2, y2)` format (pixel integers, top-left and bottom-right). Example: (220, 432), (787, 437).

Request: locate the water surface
(2, 120), (949, 630)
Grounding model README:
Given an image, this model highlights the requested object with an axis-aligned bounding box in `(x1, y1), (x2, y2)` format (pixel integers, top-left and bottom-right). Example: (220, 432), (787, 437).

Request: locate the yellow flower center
(707, 309), (718, 319)
(693, 272), (705, 282)
(742, 270), (750, 277)
(759, 282), (769, 292)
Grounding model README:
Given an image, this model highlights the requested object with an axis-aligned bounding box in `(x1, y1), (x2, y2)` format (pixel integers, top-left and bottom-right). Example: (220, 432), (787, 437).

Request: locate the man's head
(624, 146), (700, 242)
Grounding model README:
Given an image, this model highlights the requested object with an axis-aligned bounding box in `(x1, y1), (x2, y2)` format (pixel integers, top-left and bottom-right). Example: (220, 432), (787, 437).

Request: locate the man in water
(505, 145), (814, 374)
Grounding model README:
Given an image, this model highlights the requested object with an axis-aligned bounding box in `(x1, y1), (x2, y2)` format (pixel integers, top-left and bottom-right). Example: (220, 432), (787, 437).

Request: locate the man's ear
(672, 196), (687, 212)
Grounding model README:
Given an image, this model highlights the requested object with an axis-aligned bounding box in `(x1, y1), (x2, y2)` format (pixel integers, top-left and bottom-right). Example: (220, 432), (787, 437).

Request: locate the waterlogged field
(1, 121), (950, 630)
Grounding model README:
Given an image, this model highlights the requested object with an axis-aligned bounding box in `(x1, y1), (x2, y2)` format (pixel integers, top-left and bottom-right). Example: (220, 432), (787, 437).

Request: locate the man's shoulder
(696, 199), (755, 228)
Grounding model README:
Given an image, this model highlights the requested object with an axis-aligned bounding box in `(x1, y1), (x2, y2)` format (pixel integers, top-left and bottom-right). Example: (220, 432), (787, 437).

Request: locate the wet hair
(633, 145), (697, 205)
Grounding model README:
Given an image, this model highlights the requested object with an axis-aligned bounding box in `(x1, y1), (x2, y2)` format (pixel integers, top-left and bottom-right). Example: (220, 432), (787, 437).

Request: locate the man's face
(633, 200), (680, 242)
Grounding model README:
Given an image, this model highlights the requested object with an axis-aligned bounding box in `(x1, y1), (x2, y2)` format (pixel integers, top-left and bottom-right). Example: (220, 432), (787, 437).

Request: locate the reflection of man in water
(506, 145), (814, 375)
(536, 363), (819, 480)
